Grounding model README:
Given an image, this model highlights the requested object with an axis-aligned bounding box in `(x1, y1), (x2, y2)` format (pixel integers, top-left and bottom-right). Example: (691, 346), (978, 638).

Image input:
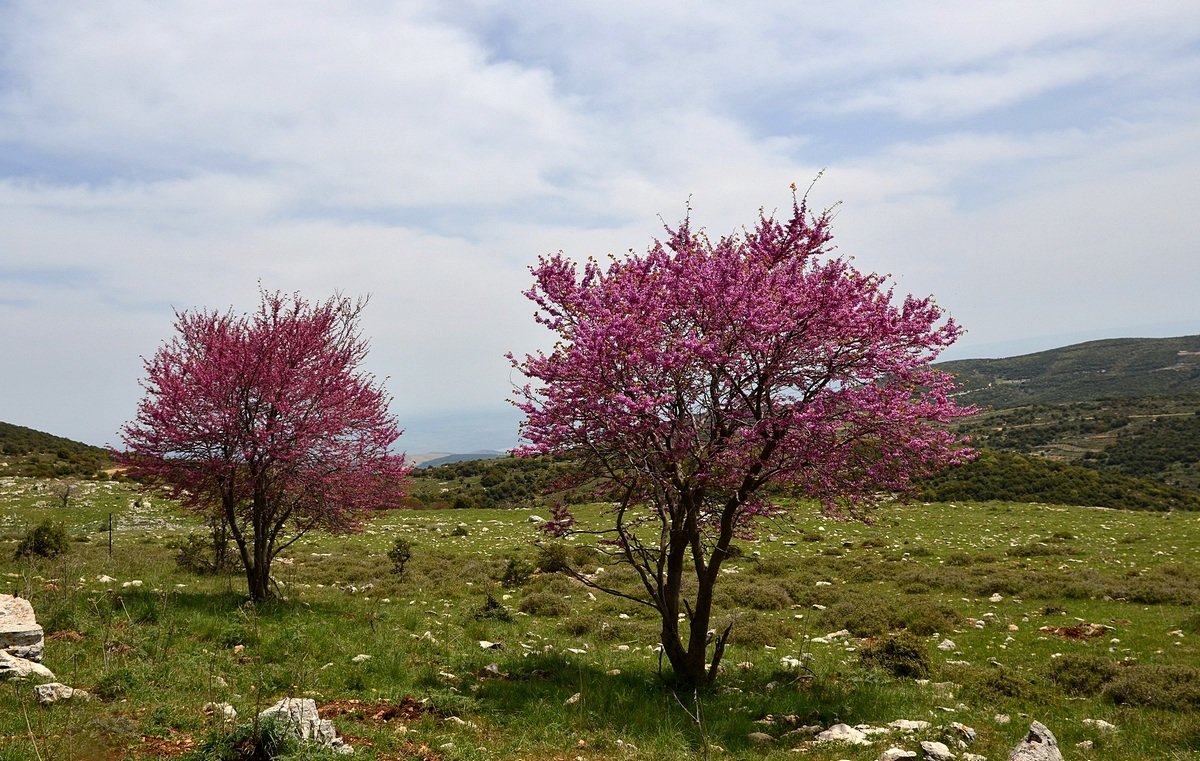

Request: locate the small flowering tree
(511, 192), (974, 686)
(121, 289), (410, 602)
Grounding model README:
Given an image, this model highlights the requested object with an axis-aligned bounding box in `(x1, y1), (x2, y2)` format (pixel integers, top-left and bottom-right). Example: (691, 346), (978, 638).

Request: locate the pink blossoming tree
(511, 193), (974, 686)
(121, 289), (410, 602)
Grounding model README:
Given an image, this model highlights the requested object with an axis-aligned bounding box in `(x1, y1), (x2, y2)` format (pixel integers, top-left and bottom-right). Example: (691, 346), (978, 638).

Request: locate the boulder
(259, 697), (352, 755)
(0, 650), (55, 681)
(1007, 721), (1063, 761)
(0, 595), (44, 662)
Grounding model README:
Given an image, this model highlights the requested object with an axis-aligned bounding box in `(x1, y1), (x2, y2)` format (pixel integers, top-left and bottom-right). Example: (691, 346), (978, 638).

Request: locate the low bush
(519, 591), (572, 617)
(859, 631), (929, 678)
(14, 519), (69, 559)
(387, 537), (414, 576)
(500, 556), (535, 588)
(1102, 665), (1200, 710)
(1045, 653), (1120, 696)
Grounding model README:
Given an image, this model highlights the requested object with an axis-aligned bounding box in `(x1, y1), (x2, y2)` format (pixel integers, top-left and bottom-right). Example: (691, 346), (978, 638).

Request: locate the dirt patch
(136, 734), (197, 757)
(1039, 623), (1112, 640)
(319, 696), (428, 724)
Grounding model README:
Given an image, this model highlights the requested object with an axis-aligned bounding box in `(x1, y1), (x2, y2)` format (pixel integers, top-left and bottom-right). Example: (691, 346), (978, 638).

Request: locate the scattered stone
(816, 724), (871, 745)
(890, 720), (931, 732)
(1076, 740), (1093, 750)
(96, 575), (116, 584)
(350, 654), (371, 663)
(0, 595), (45, 662)
(948, 722), (977, 746)
(258, 697), (353, 755)
(33, 682), (89, 705)
(527, 515), (545, 523)
(937, 639), (957, 652)
(825, 629), (852, 640)
(0, 650), (55, 681)
(994, 714), (1010, 724)
(478, 640), (503, 650)
(121, 580), (143, 588)
(1080, 718), (1116, 732)
(1006, 721), (1064, 761)
(203, 702), (237, 722)
(880, 749), (918, 761)
(747, 732), (775, 745)
(921, 740), (955, 761)
(962, 754), (987, 761)
(564, 692), (581, 706)
(989, 593), (1003, 602)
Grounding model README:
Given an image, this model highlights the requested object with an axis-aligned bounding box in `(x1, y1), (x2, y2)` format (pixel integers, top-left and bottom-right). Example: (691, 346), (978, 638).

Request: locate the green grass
(2, 478), (1200, 759)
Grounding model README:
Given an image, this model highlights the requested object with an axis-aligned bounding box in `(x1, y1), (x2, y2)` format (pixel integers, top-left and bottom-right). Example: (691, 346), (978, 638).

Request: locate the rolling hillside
(0, 420), (113, 478)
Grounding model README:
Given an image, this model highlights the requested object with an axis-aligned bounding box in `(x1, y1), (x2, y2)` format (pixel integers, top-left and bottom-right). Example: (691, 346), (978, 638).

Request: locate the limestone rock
(880, 748), (919, 760)
(0, 595), (44, 662)
(816, 724), (871, 745)
(0, 650), (55, 681)
(747, 732), (775, 744)
(1006, 722), (1063, 761)
(937, 639), (957, 652)
(890, 719), (931, 732)
(948, 722), (977, 746)
(203, 702), (238, 722)
(259, 697), (352, 755)
(1080, 718), (1116, 732)
(33, 682), (89, 705)
(921, 740), (955, 761)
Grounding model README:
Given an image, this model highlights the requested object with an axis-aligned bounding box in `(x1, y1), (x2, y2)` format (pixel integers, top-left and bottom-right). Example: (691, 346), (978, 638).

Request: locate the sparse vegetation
(2, 476), (1200, 759)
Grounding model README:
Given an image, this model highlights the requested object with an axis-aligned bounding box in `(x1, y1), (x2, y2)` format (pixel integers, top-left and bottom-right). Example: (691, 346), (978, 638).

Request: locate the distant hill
(939, 335), (1200, 492)
(0, 421), (113, 478)
(938, 335), (1200, 408)
(415, 451), (506, 469)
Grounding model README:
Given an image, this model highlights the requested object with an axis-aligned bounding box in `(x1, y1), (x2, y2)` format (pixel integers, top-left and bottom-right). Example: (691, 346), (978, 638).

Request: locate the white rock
(937, 639), (957, 652)
(121, 580), (143, 588)
(989, 593), (1003, 602)
(0, 595), (44, 662)
(921, 740), (955, 761)
(890, 719), (931, 732)
(0, 650), (55, 681)
(825, 629), (852, 640)
(816, 723), (871, 745)
(880, 749), (918, 761)
(1080, 718), (1116, 732)
(259, 697), (353, 755)
(564, 692), (581, 706)
(33, 682), (89, 705)
(1006, 721), (1064, 761)
(350, 654), (371, 663)
(949, 722), (977, 745)
(203, 702), (237, 722)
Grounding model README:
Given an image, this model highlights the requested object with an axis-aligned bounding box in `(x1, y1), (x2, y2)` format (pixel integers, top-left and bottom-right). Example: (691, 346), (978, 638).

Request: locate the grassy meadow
(2, 476), (1199, 760)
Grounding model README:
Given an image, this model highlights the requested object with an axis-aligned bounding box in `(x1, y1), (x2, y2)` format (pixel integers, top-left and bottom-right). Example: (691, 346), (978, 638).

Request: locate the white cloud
(0, 1), (1197, 449)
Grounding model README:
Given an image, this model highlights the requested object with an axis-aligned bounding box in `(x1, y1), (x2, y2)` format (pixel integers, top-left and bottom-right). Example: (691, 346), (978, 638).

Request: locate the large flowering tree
(511, 193), (974, 686)
(121, 289), (410, 602)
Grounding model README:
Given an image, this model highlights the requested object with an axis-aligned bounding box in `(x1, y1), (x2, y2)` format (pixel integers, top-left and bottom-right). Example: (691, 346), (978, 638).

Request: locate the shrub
(900, 600), (961, 636)
(473, 591), (513, 622)
(1045, 653), (1120, 696)
(501, 556), (535, 588)
(519, 591), (572, 617)
(13, 519), (69, 559)
(1102, 665), (1200, 710)
(535, 542), (573, 573)
(166, 533), (226, 575)
(859, 632), (930, 679)
(388, 537), (414, 576)
(192, 715), (298, 761)
(93, 668), (136, 700)
(730, 616), (793, 648)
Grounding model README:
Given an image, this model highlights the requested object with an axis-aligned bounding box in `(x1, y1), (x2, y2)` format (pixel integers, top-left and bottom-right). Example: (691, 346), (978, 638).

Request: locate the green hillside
(939, 335), (1200, 408)
(0, 421), (113, 478)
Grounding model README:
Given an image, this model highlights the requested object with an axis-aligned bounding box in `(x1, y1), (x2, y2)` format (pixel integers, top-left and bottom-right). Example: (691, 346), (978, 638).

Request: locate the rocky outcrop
(0, 595), (44, 662)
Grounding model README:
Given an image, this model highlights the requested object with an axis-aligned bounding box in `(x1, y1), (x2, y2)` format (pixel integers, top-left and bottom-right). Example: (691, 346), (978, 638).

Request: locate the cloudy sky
(1, 2), (1198, 453)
